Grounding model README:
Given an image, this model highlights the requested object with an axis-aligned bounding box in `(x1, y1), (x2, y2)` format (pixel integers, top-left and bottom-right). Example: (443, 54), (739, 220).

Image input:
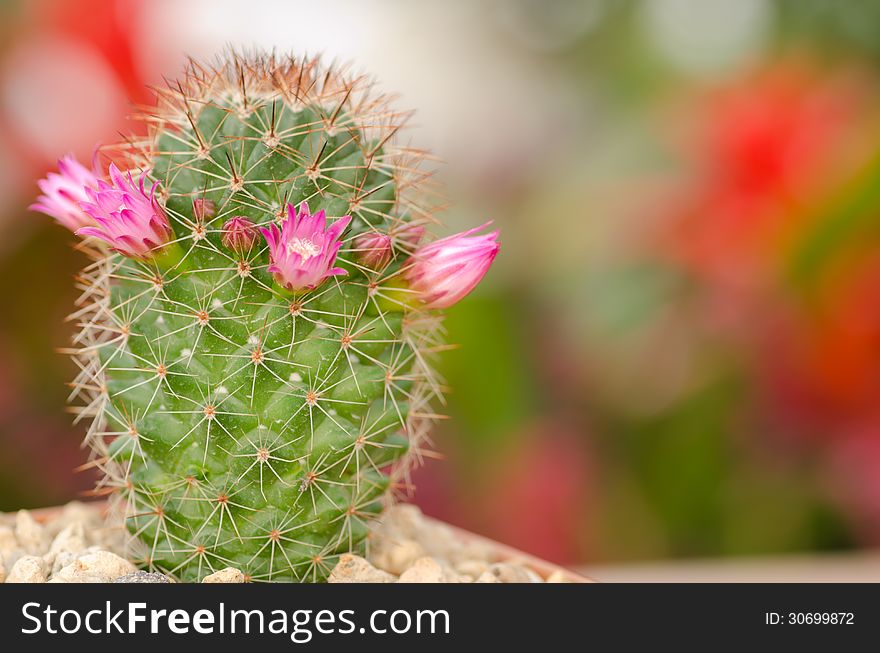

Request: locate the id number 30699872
(765, 613), (854, 625)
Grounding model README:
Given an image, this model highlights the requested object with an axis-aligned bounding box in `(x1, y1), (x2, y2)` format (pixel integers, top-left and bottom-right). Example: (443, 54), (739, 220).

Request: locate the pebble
(202, 567), (246, 583)
(115, 571), (173, 583)
(381, 504), (423, 534)
(455, 560), (489, 578)
(546, 570), (572, 583)
(474, 571), (501, 583)
(0, 525), (16, 557)
(15, 511), (46, 555)
(487, 562), (542, 583)
(46, 522), (88, 574)
(397, 557), (447, 583)
(54, 551), (136, 583)
(370, 539), (426, 576)
(329, 554), (395, 583)
(7, 555), (47, 583)
(58, 501), (103, 532)
(48, 522), (86, 556)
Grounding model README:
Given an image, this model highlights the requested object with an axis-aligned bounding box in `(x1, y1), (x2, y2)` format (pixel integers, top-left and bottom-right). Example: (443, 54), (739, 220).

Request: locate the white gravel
(0, 502), (571, 583)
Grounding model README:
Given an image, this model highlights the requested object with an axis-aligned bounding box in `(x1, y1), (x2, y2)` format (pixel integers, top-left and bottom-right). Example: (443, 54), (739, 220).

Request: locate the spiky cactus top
(33, 52), (499, 582)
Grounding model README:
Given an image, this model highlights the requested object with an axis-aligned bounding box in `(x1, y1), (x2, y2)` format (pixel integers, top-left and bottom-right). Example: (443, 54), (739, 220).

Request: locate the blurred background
(6, 0), (880, 573)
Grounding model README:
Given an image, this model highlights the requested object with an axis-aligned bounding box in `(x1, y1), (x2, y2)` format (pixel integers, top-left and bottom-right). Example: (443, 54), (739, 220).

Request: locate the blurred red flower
(653, 59), (880, 539)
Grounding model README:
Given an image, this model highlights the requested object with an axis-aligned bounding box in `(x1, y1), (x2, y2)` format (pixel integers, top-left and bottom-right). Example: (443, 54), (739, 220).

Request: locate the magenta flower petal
(259, 202), (351, 292)
(405, 222), (500, 309)
(29, 154), (100, 231)
(75, 164), (172, 259)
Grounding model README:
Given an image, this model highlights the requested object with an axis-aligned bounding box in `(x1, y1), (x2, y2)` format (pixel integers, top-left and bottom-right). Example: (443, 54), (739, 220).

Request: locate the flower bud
(30, 154), (100, 231)
(193, 198), (217, 221)
(405, 222), (499, 309)
(221, 216), (257, 254)
(393, 222), (425, 249)
(354, 231), (392, 269)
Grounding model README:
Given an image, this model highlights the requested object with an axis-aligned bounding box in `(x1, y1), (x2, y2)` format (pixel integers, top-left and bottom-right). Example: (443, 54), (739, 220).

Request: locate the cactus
(33, 52), (499, 582)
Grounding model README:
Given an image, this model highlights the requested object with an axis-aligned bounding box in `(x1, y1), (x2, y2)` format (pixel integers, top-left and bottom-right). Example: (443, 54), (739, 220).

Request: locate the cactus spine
(68, 53), (442, 581)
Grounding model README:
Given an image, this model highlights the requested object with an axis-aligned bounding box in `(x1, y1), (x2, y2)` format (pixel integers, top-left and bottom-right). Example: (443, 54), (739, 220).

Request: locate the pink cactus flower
(222, 216), (258, 254)
(77, 164), (173, 259)
(405, 222), (500, 309)
(29, 154), (100, 231)
(354, 231), (393, 269)
(260, 202), (351, 292)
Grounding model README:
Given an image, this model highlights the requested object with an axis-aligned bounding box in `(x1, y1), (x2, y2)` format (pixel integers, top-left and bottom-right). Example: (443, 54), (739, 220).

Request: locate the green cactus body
(70, 54), (439, 581)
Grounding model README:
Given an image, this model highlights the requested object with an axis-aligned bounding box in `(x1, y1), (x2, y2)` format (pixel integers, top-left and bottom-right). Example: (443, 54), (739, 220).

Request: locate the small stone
(545, 570), (570, 583)
(397, 557), (445, 583)
(46, 522), (87, 574)
(15, 511), (46, 555)
(2, 548), (27, 570)
(59, 572), (110, 583)
(202, 567), (245, 583)
(54, 551), (136, 583)
(487, 562), (541, 583)
(474, 571), (501, 583)
(49, 551), (79, 577)
(114, 571), (172, 583)
(0, 525), (16, 557)
(453, 540), (493, 564)
(372, 539), (425, 576)
(519, 566), (544, 583)
(382, 504), (423, 537)
(455, 560), (488, 578)
(49, 522), (86, 555)
(7, 555), (47, 583)
(81, 550), (136, 577)
(329, 554), (395, 583)
(58, 502), (103, 536)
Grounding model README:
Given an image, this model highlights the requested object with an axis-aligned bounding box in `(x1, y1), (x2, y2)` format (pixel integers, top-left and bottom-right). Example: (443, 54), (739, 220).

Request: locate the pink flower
(354, 231), (393, 269)
(405, 222), (500, 309)
(77, 164), (172, 259)
(29, 154), (100, 231)
(222, 216), (257, 254)
(260, 202), (351, 292)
